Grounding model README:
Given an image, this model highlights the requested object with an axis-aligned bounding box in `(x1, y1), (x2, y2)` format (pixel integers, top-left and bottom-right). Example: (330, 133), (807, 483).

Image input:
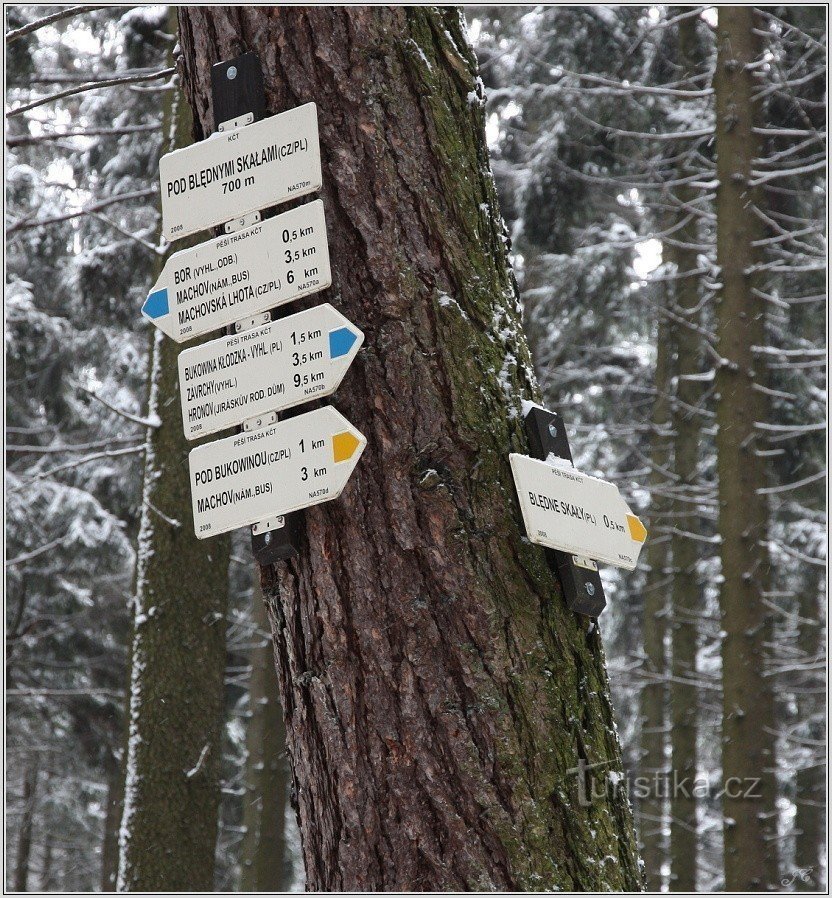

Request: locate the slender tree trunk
(240, 574), (290, 891)
(638, 303), (673, 891)
(793, 571), (825, 891)
(117, 20), (231, 889)
(100, 751), (123, 891)
(666, 237), (700, 892)
(14, 763), (37, 892)
(178, 7), (643, 891)
(667, 14), (703, 889)
(40, 836), (53, 891)
(713, 8), (778, 890)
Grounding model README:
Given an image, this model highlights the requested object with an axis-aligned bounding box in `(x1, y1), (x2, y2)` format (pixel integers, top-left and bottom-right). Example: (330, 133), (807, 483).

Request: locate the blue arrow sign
(329, 327), (358, 359)
(143, 288), (169, 320)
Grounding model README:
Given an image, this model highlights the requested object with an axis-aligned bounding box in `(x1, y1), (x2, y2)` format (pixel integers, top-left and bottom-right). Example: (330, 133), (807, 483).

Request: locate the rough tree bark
(177, 7), (643, 891)
(240, 574), (290, 892)
(637, 303), (673, 891)
(713, 7), (778, 891)
(116, 27), (231, 890)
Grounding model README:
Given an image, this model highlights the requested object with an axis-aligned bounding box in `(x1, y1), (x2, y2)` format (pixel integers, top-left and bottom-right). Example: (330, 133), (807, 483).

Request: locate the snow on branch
(757, 471), (826, 496)
(5, 534), (68, 567)
(6, 124), (160, 147)
(8, 445), (146, 493)
(71, 380), (162, 428)
(7, 187), (156, 234)
(6, 435), (145, 454)
(5, 5), (116, 42)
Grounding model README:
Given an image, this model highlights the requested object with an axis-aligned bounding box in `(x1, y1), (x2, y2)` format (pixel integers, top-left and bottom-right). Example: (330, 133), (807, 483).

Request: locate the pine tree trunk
(240, 574), (290, 891)
(116, 26), (231, 889)
(666, 237), (700, 891)
(638, 305), (673, 891)
(667, 15), (703, 889)
(100, 751), (123, 891)
(713, 8), (778, 890)
(177, 7), (643, 891)
(793, 571), (825, 891)
(14, 763), (37, 892)
(40, 836), (53, 891)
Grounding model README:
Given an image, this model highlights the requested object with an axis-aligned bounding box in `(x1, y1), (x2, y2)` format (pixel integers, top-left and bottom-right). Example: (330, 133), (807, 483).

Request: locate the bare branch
(6, 187), (156, 234)
(5, 5), (116, 42)
(5, 535), (68, 567)
(6, 123), (159, 147)
(8, 445), (146, 492)
(71, 379), (161, 428)
(6, 67), (175, 118)
(27, 68), (165, 84)
(91, 212), (162, 255)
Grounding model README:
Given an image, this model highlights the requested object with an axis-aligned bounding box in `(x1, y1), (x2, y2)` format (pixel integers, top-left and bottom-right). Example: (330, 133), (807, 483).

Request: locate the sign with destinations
(159, 102), (322, 241)
(142, 200), (331, 343)
(189, 406), (366, 538)
(178, 303), (363, 440)
(509, 453), (648, 571)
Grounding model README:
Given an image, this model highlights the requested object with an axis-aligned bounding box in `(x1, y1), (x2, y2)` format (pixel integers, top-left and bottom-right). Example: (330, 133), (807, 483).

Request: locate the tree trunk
(116, 20), (231, 889)
(100, 751), (124, 891)
(40, 836), (53, 891)
(14, 763), (37, 892)
(713, 8), (778, 891)
(240, 574), (290, 891)
(793, 570), (825, 891)
(637, 301), (673, 891)
(668, 13), (703, 890)
(177, 7), (643, 891)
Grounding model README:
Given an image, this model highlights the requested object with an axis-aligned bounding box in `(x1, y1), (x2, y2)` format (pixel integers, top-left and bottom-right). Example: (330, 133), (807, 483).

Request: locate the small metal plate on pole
(211, 52), (266, 128)
(210, 52), (308, 564)
(521, 404), (607, 617)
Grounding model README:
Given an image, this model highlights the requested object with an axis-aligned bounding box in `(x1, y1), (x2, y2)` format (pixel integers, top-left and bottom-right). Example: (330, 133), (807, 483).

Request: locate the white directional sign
(142, 200), (331, 342)
(509, 453), (648, 571)
(178, 303), (363, 440)
(160, 103), (322, 241)
(189, 406), (366, 538)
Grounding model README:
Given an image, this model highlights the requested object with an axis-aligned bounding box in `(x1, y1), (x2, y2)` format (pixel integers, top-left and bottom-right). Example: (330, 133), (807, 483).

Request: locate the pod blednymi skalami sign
(509, 453), (648, 571)
(178, 303), (363, 440)
(189, 406), (366, 538)
(142, 200), (331, 343)
(159, 102), (321, 241)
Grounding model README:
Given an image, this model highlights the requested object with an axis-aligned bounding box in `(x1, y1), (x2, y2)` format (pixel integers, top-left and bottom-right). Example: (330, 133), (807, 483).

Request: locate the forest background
(5, 4), (827, 892)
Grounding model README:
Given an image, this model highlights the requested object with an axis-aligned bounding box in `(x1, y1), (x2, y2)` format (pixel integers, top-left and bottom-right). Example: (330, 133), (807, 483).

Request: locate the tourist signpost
(177, 303), (363, 439)
(146, 67), (366, 552)
(142, 200), (331, 343)
(510, 452), (648, 571)
(159, 102), (322, 241)
(189, 406), (366, 538)
(149, 53), (640, 615)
